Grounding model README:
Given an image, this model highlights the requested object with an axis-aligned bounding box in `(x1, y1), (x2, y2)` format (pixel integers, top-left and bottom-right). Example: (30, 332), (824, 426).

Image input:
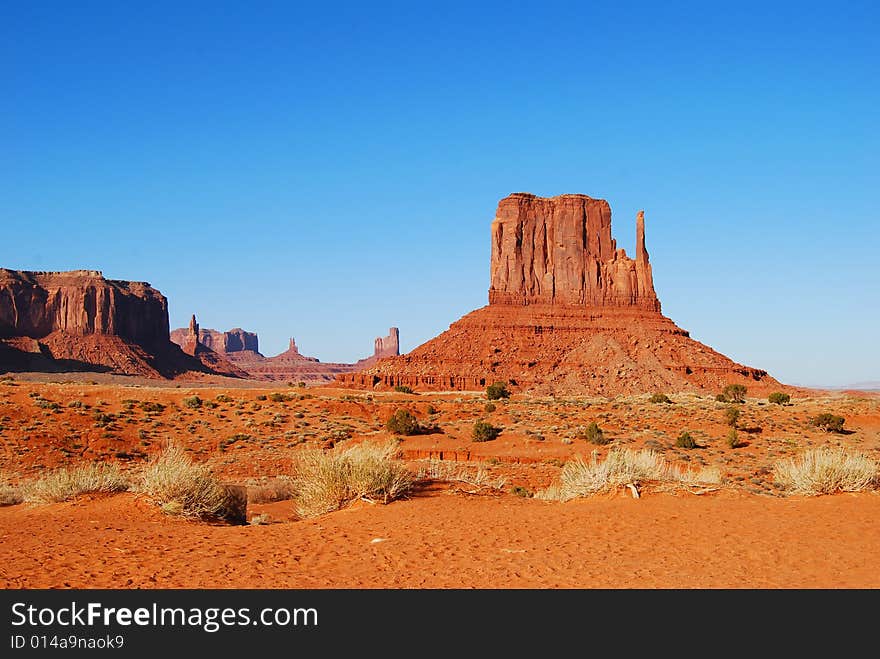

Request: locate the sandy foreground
(1, 378), (878, 589)
(2, 489), (879, 589)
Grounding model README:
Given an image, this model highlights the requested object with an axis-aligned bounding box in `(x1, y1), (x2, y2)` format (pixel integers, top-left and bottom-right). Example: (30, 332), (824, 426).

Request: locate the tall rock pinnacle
(488, 194), (660, 311)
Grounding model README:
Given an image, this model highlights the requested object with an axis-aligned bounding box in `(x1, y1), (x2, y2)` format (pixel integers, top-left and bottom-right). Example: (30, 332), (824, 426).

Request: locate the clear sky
(2, 1), (877, 387)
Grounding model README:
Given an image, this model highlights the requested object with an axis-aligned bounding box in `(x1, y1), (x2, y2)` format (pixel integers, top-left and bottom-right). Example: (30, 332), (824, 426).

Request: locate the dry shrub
(137, 446), (230, 519)
(417, 459), (506, 491)
(24, 463), (129, 504)
(773, 448), (878, 496)
(247, 477), (296, 503)
(0, 473), (23, 506)
(292, 441), (413, 518)
(537, 448), (721, 501)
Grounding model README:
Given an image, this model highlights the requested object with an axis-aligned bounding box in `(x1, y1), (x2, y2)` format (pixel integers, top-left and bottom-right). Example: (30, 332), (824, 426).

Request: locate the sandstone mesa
(339, 192), (780, 395)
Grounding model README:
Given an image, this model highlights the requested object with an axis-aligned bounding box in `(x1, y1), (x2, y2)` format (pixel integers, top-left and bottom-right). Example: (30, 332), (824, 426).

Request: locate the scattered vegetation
(394, 385), (414, 394)
(484, 402), (496, 413)
(573, 422), (607, 445)
(385, 409), (421, 436)
(537, 448), (721, 501)
(292, 441), (414, 518)
(137, 446), (230, 519)
(718, 384), (747, 404)
(486, 381), (510, 400)
(182, 396), (202, 409)
(726, 428), (744, 448)
(675, 431), (697, 449)
(723, 406), (741, 428)
(649, 393), (671, 404)
(417, 459), (506, 491)
(472, 419), (501, 442)
(810, 413), (846, 433)
(0, 473), (23, 506)
(774, 448), (878, 495)
(768, 392), (791, 405)
(25, 463), (129, 504)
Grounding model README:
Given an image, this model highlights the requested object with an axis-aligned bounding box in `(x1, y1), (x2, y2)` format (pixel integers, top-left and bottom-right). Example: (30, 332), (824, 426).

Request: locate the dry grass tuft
(292, 441), (414, 518)
(0, 472), (24, 506)
(417, 459), (507, 491)
(773, 448), (878, 496)
(537, 448), (722, 501)
(24, 463), (129, 504)
(137, 446), (230, 519)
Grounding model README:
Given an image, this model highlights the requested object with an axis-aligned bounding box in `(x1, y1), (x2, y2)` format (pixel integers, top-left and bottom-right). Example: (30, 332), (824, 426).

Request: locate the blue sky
(1, 1), (877, 386)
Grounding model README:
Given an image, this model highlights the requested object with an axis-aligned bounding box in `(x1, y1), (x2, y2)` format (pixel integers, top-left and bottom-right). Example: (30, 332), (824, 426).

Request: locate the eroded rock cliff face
(489, 194), (659, 310)
(339, 193), (780, 395)
(0, 270), (241, 379)
(170, 324), (260, 356)
(0, 269), (169, 346)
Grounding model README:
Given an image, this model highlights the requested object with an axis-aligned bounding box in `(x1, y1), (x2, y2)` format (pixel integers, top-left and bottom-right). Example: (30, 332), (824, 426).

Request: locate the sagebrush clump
(385, 409), (421, 435)
(650, 393), (671, 404)
(25, 463), (129, 504)
(573, 422), (607, 445)
(292, 441), (413, 518)
(472, 420), (501, 442)
(486, 381), (510, 400)
(137, 446), (230, 519)
(676, 431), (697, 449)
(768, 392), (790, 405)
(810, 413), (846, 433)
(774, 448), (878, 495)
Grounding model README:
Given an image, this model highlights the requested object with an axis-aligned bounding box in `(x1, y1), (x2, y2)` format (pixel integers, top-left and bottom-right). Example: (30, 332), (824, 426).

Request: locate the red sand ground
(1, 376), (878, 588)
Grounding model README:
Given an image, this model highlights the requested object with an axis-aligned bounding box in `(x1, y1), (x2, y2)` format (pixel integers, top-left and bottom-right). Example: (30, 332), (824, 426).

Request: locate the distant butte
(339, 193), (781, 395)
(170, 322), (400, 384)
(0, 269), (240, 378)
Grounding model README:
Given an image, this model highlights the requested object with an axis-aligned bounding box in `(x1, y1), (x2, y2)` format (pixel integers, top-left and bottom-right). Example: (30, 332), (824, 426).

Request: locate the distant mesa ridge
(169, 320), (400, 383)
(338, 192), (781, 395)
(0, 268), (240, 378)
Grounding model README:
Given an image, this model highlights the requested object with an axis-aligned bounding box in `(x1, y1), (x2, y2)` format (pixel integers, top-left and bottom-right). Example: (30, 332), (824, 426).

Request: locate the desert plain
(1, 373), (878, 589)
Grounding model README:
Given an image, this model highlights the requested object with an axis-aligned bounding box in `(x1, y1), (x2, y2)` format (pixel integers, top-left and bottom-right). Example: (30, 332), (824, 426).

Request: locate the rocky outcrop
(170, 323), (401, 383)
(0, 269), (169, 346)
(489, 194), (660, 310)
(339, 193), (781, 396)
(170, 324), (260, 356)
(374, 328), (400, 359)
(0, 270), (242, 379)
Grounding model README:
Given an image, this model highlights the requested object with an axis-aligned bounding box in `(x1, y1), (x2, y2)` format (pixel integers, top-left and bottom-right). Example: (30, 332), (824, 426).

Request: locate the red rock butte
(0, 269), (240, 378)
(339, 193), (781, 395)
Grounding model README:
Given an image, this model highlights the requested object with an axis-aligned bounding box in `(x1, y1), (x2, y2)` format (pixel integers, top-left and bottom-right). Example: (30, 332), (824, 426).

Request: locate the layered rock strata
(339, 193), (780, 395)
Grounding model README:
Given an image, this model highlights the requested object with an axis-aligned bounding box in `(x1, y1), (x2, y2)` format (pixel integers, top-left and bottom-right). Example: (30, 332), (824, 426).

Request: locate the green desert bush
(773, 448), (878, 495)
(472, 420), (501, 442)
(573, 422), (607, 445)
(486, 381), (510, 400)
(649, 393), (671, 404)
(810, 413), (846, 433)
(25, 463), (129, 504)
(676, 431), (697, 449)
(723, 406), (741, 428)
(137, 446), (230, 519)
(182, 395), (202, 409)
(537, 448), (721, 501)
(722, 384), (747, 403)
(292, 441), (413, 518)
(394, 385), (414, 394)
(726, 428), (744, 448)
(385, 409), (421, 436)
(768, 392), (791, 405)
(484, 402), (496, 413)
